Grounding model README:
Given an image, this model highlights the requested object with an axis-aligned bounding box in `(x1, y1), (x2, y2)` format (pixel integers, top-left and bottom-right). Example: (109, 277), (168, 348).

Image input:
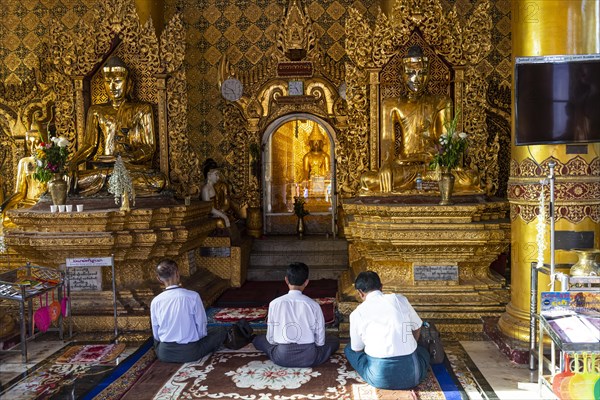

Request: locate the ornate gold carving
(509, 155), (600, 223)
(43, 0), (195, 198)
(344, 0), (497, 196)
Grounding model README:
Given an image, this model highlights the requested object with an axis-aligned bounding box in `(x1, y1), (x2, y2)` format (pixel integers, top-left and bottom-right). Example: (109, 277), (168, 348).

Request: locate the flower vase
(570, 248), (600, 276)
(47, 173), (68, 206)
(438, 171), (455, 205)
(296, 216), (305, 239)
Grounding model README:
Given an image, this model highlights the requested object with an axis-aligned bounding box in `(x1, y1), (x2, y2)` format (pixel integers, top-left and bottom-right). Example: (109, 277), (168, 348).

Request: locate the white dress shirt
(150, 286), (207, 344)
(349, 290), (422, 358)
(266, 290), (326, 346)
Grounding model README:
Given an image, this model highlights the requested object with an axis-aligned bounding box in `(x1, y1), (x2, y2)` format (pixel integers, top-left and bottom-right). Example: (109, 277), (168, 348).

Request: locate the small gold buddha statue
(1, 127), (47, 229)
(302, 124), (330, 181)
(68, 56), (166, 196)
(360, 45), (481, 194)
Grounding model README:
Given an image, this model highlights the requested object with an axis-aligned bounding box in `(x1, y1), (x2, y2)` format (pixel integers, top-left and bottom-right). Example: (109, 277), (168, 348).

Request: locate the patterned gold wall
(0, 0), (512, 198)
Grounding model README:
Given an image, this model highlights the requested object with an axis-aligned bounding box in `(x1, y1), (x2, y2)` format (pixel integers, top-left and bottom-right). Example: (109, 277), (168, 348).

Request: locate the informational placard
(200, 247), (231, 257)
(68, 267), (102, 291)
(414, 265), (459, 281)
(66, 257), (113, 291)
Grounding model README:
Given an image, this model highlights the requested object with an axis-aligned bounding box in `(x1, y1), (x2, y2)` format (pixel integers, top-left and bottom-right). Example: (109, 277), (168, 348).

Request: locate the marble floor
(0, 332), (558, 400)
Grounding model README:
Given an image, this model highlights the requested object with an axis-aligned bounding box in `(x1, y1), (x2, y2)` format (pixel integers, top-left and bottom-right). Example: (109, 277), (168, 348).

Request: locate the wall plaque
(200, 247), (231, 257)
(277, 61), (313, 77)
(414, 265), (458, 281)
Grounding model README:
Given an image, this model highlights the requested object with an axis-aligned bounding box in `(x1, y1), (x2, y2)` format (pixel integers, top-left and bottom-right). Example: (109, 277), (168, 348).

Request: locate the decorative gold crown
(308, 123), (325, 142)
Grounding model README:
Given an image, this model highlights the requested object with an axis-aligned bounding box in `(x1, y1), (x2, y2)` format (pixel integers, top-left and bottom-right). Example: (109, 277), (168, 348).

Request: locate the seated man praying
(150, 259), (227, 363)
(253, 262), (339, 367)
(345, 271), (430, 390)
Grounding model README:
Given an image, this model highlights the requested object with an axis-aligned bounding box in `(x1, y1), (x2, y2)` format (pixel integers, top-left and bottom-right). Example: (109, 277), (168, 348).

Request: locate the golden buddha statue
(302, 124), (330, 181)
(1, 129), (47, 229)
(360, 45), (481, 194)
(68, 56), (166, 196)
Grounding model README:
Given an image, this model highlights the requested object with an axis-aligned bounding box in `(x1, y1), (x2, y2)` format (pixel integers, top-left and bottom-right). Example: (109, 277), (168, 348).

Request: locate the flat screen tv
(515, 55), (600, 145)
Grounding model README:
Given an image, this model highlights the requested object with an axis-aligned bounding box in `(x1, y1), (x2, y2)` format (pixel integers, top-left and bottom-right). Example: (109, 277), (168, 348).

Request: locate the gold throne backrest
(380, 34), (453, 157)
(90, 48), (160, 169)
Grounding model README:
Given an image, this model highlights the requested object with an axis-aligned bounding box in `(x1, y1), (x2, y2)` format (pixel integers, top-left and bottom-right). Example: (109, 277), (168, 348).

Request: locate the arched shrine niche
(262, 115), (336, 236)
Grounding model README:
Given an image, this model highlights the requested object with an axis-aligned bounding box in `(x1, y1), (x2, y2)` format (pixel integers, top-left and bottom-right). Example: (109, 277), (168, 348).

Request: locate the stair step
(251, 236), (348, 252)
(250, 252), (348, 267)
(248, 265), (347, 281)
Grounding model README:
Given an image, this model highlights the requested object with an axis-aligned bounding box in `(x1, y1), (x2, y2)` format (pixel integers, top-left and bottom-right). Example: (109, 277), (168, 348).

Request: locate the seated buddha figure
(201, 167), (231, 228)
(360, 45), (480, 194)
(1, 129), (47, 229)
(302, 123), (331, 181)
(68, 56), (166, 196)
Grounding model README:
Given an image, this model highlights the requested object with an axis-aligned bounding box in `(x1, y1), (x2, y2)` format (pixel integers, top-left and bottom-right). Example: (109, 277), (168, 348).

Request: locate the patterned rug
(0, 343), (132, 400)
(209, 297), (337, 325)
(56, 343), (126, 364)
(153, 351), (452, 400)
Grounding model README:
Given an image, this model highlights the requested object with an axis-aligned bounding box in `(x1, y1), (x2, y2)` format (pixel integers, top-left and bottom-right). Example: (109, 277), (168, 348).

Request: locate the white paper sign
(66, 257), (113, 267)
(66, 257), (113, 291)
(68, 266), (103, 291)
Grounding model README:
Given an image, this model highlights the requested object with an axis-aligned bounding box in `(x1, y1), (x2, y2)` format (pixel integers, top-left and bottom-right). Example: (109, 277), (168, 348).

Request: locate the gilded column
(499, 0), (600, 341)
(155, 74), (169, 181)
(367, 68), (381, 169)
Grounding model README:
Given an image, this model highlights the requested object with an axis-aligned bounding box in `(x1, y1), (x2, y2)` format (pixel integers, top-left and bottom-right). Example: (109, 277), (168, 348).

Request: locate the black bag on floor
(223, 318), (255, 350)
(418, 321), (445, 364)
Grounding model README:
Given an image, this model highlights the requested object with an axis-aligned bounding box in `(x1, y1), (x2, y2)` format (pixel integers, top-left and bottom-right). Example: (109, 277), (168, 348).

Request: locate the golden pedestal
(4, 197), (218, 288)
(339, 195), (511, 332)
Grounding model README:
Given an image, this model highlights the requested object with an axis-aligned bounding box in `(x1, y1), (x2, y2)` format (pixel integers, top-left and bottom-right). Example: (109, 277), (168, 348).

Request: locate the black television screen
(515, 55), (600, 145)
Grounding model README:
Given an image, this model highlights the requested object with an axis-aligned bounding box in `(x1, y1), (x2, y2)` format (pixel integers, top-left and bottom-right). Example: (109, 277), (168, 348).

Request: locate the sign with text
(414, 265), (459, 281)
(277, 61), (313, 77)
(68, 266), (103, 291)
(66, 257), (113, 292)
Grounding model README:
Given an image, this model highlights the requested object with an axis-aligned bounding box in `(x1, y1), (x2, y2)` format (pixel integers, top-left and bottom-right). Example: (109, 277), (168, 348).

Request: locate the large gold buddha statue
(360, 45), (480, 194)
(68, 56), (166, 196)
(1, 128), (47, 229)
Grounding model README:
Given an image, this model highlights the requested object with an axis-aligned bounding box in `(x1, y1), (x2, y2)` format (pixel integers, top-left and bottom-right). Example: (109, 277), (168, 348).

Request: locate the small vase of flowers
(33, 135), (70, 205)
(429, 110), (468, 205)
(33, 136), (70, 183)
(293, 196), (309, 238)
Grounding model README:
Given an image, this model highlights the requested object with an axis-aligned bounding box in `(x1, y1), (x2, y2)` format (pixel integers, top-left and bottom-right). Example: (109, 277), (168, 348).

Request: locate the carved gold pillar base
(340, 197), (511, 331)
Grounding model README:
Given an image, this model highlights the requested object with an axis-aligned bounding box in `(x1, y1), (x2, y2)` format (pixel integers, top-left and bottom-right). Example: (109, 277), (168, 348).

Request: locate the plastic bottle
(416, 173), (423, 191)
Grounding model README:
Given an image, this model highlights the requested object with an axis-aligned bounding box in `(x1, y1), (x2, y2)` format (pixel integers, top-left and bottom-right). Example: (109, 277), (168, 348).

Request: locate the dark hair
(202, 158), (219, 180)
(354, 271), (382, 293)
(156, 259), (178, 281)
(286, 262), (309, 286)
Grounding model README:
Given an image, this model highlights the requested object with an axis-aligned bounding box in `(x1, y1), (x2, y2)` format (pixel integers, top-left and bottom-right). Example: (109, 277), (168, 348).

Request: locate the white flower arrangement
(108, 155), (135, 208)
(0, 235), (6, 254)
(536, 182), (547, 269)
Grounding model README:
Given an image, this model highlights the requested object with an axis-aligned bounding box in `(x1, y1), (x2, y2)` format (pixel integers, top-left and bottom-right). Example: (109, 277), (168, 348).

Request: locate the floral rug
(56, 343), (126, 364)
(0, 343), (132, 400)
(153, 351), (450, 400)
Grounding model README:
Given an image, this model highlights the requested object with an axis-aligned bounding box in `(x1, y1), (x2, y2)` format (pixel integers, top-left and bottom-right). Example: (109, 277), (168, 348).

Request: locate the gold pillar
(499, 0), (600, 341)
(134, 0), (164, 37)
